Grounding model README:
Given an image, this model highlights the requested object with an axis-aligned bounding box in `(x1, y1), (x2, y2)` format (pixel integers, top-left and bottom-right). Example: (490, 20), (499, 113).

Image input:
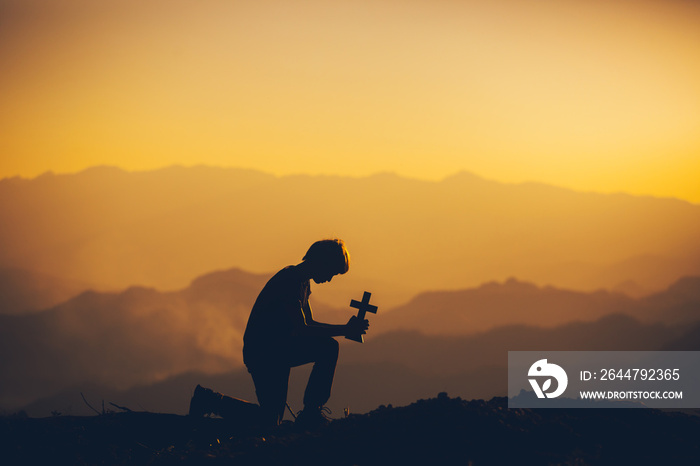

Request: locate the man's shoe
(295, 406), (332, 430)
(188, 384), (217, 417)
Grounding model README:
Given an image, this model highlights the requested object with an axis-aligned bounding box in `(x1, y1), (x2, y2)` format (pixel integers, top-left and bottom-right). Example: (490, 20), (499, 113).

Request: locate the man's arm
(299, 301), (368, 338)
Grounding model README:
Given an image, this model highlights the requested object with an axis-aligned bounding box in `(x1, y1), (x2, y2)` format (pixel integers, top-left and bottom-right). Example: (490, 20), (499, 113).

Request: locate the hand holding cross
(345, 291), (378, 343)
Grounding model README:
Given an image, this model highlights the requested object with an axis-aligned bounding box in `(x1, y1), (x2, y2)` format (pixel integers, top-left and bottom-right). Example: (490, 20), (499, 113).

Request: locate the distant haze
(0, 167), (698, 308)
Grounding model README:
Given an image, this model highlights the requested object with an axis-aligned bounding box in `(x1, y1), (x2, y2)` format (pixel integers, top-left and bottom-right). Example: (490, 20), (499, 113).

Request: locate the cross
(345, 291), (378, 343)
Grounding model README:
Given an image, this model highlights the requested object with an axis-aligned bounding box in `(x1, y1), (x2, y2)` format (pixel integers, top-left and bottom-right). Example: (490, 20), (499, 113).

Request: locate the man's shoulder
(273, 265), (299, 279)
(268, 265), (305, 287)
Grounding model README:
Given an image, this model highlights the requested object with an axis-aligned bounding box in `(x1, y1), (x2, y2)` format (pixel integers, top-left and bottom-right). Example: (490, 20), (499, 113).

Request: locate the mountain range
(2, 166), (699, 307)
(0, 267), (90, 315)
(2, 265), (699, 417)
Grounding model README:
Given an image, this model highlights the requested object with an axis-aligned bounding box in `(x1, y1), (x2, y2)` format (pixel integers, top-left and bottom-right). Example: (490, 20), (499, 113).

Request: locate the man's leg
(287, 336), (339, 411)
(217, 393), (260, 423)
(188, 385), (260, 425)
(249, 364), (291, 427)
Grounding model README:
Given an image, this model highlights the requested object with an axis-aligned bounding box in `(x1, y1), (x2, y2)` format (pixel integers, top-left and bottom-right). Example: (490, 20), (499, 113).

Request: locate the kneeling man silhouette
(189, 239), (369, 430)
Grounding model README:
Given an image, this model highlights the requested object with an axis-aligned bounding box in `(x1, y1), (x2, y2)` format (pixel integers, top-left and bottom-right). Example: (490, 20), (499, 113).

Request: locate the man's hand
(345, 315), (369, 339)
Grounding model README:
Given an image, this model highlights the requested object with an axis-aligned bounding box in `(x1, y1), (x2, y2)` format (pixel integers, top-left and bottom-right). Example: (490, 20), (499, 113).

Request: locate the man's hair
(303, 239), (350, 274)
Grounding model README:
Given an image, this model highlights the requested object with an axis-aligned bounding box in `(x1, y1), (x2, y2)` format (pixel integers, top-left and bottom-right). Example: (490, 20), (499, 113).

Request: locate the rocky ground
(2, 394), (700, 465)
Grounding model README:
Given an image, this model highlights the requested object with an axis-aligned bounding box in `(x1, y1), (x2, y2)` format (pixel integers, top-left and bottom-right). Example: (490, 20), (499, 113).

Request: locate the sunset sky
(1, 0), (699, 202)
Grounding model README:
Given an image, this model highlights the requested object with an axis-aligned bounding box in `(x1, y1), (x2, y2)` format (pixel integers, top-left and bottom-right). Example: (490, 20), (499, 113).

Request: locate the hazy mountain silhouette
(0, 268), (269, 409)
(0, 268), (91, 315)
(662, 322), (700, 350)
(636, 276), (700, 324)
(2, 166), (699, 307)
(9, 312), (692, 418)
(344, 314), (683, 376)
(377, 275), (700, 335)
(2, 266), (698, 414)
(13, 312), (691, 418)
(376, 277), (639, 334)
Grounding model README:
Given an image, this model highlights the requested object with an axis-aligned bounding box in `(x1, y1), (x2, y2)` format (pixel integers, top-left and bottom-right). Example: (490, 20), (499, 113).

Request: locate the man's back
(243, 265), (310, 365)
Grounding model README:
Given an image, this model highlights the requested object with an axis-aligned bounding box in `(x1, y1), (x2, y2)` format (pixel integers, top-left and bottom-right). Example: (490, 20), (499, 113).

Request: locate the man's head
(303, 239), (350, 284)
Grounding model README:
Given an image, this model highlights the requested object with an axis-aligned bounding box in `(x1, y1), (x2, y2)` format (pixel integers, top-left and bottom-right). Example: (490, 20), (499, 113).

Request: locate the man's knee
(324, 337), (339, 360)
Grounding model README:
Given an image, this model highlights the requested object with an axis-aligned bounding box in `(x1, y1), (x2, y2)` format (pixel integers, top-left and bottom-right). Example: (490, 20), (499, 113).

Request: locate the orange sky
(1, 0), (699, 202)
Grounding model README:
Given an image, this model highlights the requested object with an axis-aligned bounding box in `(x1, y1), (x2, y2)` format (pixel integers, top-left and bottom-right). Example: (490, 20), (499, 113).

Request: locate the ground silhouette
(2, 393), (700, 465)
